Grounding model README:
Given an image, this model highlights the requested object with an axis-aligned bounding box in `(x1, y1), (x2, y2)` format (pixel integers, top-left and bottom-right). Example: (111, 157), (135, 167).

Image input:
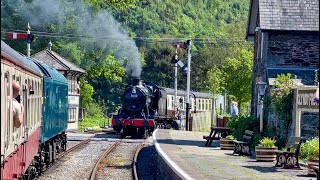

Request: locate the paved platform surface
(154, 129), (316, 180)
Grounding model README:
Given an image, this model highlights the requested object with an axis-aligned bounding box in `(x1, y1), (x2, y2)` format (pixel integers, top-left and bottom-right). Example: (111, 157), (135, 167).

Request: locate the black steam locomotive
(112, 77), (166, 138)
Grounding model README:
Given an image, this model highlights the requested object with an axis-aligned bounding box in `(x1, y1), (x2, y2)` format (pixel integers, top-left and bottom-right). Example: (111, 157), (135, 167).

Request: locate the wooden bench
(203, 127), (232, 147)
(309, 165), (319, 180)
(233, 130), (254, 156)
(274, 137), (302, 169)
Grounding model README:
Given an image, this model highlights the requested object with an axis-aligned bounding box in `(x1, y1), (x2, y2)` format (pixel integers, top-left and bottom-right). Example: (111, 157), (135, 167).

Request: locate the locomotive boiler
(112, 77), (165, 138)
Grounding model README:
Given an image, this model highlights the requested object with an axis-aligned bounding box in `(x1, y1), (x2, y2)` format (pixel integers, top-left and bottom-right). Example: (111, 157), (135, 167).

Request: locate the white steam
(3, 0), (142, 77)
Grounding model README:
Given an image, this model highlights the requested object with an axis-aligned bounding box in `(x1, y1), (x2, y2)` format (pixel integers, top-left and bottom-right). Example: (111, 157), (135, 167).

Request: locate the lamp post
(258, 81), (267, 133)
(185, 37), (192, 131)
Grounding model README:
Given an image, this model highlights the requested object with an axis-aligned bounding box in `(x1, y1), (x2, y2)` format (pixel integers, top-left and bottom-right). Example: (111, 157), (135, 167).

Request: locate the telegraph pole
(174, 45), (179, 109)
(185, 37), (192, 131)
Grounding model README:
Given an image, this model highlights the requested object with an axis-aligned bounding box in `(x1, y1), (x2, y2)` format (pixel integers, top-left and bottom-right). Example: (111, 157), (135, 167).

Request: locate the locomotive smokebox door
(132, 77), (141, 86)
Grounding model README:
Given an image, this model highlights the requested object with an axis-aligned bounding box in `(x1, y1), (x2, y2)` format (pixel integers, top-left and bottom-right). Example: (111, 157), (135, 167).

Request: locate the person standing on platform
(231, 101), (239, 118)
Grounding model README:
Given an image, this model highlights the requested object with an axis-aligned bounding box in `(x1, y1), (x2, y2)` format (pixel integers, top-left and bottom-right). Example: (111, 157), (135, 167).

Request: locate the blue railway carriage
(32, 59), (68, 170)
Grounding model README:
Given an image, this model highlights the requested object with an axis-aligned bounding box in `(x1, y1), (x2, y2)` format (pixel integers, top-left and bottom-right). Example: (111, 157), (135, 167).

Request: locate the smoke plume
(2, 0), (142, 77)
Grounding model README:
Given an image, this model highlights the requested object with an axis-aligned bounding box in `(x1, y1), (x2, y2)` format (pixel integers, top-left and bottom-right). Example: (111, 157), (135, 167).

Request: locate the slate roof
(32, 49), (85, 74)
(247, 0), (319, 40)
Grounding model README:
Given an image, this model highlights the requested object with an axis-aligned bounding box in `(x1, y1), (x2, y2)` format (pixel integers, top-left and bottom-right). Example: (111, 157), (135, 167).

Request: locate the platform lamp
(258, 81), (267, 133)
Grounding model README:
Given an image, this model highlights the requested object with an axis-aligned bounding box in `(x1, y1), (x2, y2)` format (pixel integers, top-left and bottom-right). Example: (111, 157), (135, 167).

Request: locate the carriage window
(202, 100), (204, 110)
(206, 100), (208, 110)
(171, 96), (174, 108)
(5, 72), (11, 145)
(16, 76), (21, 84)
(31, 80), (34, 126)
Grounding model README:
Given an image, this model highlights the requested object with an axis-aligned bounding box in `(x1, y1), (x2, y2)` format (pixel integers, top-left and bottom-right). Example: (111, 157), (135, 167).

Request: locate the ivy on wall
(266, 73), (297, 142)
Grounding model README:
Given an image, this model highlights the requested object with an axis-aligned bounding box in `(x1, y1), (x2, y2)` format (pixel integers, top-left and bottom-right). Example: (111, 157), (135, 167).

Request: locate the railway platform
(153, 129), (316, 180)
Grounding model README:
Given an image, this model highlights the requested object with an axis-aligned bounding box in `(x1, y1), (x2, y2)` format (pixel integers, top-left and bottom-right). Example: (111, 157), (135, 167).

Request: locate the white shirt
(12, 98), (22, 121)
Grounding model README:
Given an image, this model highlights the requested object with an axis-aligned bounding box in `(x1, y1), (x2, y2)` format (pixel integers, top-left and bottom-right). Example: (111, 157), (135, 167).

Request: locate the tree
(79, 77), (94, 109)
(85, 55), (126, 114)
(221, 47), (253, 112)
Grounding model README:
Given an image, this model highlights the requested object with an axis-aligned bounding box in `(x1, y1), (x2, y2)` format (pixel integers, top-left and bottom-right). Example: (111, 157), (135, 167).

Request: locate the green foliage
(80, 77), (94, 109)
(79, 116), (108, 132)
(226, 135), (234, 140)
(85, 55), (126, 114)
(258, 137), (276, 148)
(85, 101), (105, 118)
(263, 124), (286, 148)
(270, 73), (297, 137)
(301, 137), (319, 160)
(227, 115), (260, 142)
(206, 66), (224, 95)
(86, 0), (137, 10)
(221, 47), (253, 111)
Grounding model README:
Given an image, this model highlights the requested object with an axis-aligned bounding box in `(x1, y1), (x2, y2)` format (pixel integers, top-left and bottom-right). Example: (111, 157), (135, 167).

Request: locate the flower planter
(307, 159), (319, 176)
(255, 146), (278, 162)
(220, 138), (235, 150)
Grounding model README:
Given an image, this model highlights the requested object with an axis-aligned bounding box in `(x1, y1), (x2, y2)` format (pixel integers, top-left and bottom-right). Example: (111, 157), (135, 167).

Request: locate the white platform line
(153, 129), (194, 180)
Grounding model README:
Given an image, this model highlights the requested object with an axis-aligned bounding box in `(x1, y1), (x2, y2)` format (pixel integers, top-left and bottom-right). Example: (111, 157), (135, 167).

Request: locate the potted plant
(301, 137), (319, 176)
(220, 135), (236, 150)
(255, 137), (278, 161)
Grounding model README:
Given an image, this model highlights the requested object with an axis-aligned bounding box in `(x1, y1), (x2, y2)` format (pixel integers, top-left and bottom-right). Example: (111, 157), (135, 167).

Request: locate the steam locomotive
(112, 77), (166, 138)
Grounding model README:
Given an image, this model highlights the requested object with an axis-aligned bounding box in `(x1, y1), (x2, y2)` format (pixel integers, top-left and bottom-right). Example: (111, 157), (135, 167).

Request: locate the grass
(79, 116), (111, 132)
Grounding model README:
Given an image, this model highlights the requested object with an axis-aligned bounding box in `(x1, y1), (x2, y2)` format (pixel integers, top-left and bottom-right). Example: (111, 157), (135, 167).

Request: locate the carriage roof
(30, 58), (67, 83)
(162, 87), (213, 99)
(1, 40), (42, 76)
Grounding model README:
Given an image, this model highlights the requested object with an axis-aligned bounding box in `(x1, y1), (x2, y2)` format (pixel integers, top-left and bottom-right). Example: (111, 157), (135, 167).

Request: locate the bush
(301, 137), (319, 160)
(258, 137), (276, 148)
(227, 115), (260, 148)
(227, 115), (260, 139)
(264, 125), (286, 148)
(85, 102), (105, 118)
(79, 117), (110, 132)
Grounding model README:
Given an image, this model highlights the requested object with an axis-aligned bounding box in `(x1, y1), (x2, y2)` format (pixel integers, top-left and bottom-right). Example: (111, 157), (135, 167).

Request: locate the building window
(68, 108), (76, 122)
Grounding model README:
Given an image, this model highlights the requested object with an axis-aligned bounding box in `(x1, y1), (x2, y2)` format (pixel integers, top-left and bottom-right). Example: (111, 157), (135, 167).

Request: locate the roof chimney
(48, 41), (52, 52)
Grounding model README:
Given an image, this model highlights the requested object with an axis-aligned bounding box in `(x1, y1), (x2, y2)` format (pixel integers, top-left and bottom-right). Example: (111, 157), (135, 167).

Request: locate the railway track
(56, 139), (91, 160)
(89, 140), (146, 180)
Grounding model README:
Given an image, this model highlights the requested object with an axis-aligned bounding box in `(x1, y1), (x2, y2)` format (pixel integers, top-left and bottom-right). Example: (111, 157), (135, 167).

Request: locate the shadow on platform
(156, 138), (221, 148)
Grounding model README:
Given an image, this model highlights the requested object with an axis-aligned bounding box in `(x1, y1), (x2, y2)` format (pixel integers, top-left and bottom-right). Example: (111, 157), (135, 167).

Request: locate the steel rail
(132, 141), (146, 180)
(89, 141), (122, 180)
(56, 139), (91, 160)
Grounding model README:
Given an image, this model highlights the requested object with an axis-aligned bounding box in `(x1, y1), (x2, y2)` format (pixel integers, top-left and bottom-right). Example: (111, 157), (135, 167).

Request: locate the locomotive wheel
(23, 166), (36, 180)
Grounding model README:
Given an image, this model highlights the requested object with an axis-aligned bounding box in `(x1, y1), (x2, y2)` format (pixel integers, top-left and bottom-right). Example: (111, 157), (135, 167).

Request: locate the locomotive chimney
(132, 76), (142, 86)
